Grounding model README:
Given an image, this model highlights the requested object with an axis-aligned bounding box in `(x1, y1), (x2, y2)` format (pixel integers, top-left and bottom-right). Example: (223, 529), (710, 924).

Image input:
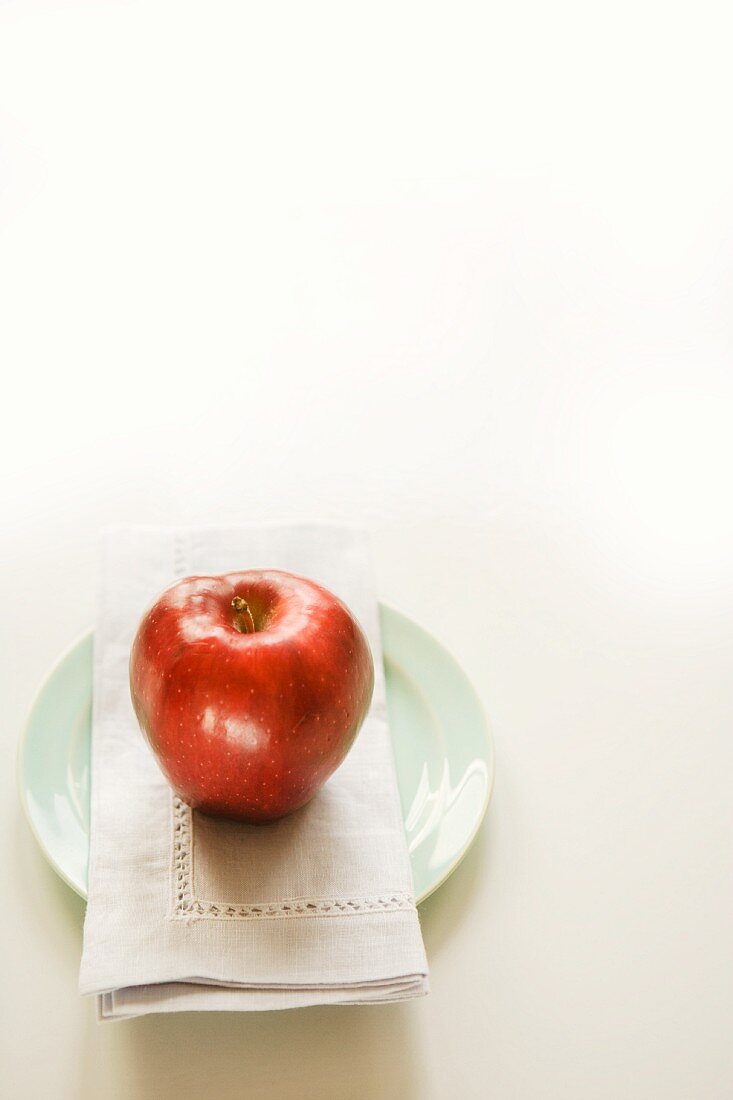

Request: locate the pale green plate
(18, 604), (494, 904)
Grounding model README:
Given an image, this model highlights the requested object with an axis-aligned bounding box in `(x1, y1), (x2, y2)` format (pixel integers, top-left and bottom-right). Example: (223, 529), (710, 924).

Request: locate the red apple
(129, 570), (374, 823)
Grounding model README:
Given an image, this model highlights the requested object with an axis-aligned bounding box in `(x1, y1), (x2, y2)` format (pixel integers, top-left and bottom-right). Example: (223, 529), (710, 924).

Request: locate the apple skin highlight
(129, 570), (374, 823)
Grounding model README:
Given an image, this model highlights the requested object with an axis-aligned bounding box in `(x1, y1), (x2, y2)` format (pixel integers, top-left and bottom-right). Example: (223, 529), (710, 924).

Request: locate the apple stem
(232, 596), (256, 634)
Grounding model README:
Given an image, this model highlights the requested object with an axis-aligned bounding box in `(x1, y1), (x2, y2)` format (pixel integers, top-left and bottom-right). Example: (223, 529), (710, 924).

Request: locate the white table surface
(2, 2), (732, 1097)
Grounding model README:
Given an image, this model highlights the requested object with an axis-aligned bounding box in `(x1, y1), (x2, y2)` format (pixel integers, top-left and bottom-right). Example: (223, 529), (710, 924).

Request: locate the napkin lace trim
(171, 796), (415, 920)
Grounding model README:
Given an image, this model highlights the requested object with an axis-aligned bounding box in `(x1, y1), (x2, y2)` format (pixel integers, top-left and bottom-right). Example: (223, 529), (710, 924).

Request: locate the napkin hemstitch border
(169, 795), (415, 922)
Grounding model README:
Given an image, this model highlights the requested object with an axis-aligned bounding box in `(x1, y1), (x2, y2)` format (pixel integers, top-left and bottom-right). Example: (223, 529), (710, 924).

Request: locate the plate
(18, 604), (494, 903)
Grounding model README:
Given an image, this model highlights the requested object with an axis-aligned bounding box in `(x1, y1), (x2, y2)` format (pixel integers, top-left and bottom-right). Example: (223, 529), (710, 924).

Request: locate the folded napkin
(79, 525), (429, 1018)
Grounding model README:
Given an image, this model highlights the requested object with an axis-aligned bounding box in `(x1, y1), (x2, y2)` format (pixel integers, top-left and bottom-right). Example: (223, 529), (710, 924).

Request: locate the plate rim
(17, 627), (94, 898)
(379, 601), (495, 903)
(17, 602), (494, 904)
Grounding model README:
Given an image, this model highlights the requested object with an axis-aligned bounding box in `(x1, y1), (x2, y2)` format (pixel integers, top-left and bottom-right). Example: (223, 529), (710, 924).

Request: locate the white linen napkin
(79, 525), (429, 1019)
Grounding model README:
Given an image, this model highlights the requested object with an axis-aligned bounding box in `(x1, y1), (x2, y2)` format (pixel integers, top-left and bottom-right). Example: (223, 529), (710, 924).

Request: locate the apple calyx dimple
(231, 596), (256, 635)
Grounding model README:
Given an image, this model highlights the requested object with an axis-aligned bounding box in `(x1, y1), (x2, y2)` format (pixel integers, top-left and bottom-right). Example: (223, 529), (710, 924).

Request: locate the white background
(1, 1), (732, 1096)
